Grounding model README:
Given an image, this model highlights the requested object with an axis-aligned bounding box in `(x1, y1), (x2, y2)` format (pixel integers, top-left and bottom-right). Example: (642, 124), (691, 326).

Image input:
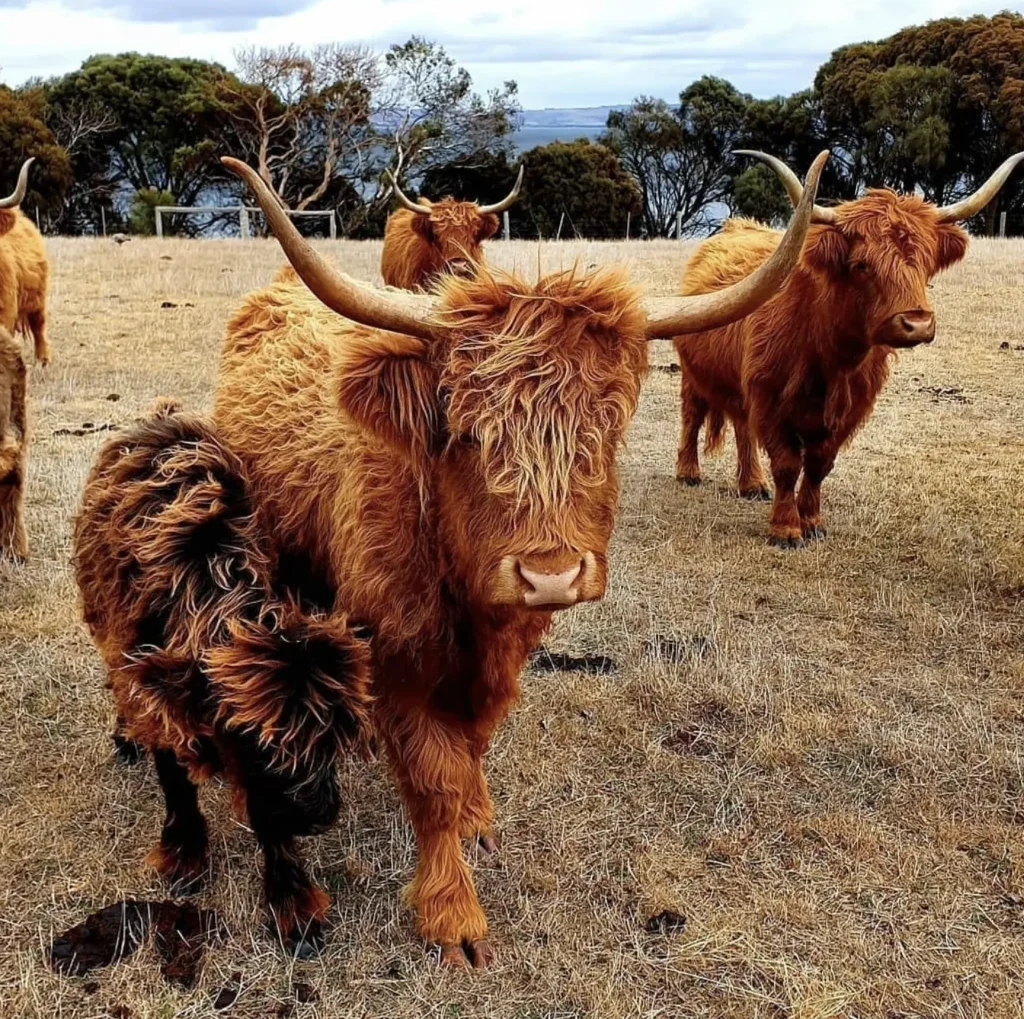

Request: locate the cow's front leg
(380, 703), (492, 969)
(759, 423), (804, 548)
(797, 443), (837, 540)
(461, 734), (497, 855)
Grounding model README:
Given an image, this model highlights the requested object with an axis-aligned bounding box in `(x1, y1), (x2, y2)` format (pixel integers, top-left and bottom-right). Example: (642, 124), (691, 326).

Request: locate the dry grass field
(1, 234), (1023, 1019)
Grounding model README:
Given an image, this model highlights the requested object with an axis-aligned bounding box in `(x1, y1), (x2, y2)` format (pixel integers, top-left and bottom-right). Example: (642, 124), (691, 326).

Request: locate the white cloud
(0, 0), (1007, 106)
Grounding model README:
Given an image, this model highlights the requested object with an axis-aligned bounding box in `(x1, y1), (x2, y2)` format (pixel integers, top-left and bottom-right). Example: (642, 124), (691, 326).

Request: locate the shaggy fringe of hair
(208, 607), (373, 772)
(434, 263), (649, 511)
(74, 403), (373, 773)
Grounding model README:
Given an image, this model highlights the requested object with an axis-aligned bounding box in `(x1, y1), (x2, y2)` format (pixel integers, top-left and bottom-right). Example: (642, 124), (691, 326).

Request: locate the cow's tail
(703, 409), (727, 455)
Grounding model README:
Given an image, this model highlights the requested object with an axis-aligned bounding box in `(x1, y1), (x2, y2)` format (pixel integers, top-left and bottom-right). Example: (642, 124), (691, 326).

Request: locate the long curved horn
(0, 158), (34, 210)
(935, 152), (1024, 223)
(479, 165), (525, 215)
(222, 158), (448, 342)
(385, 169), (430, 215)
(646, 150), (830, 340)
(733, 149), (837, 225)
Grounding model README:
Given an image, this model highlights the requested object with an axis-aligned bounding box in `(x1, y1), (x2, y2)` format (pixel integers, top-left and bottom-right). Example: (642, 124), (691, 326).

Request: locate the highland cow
(380, 166), (523, 290)
(673, 149), (1024, 546)
(0, 324), (27, 560)
(209, 152), (827, 968)
(0, 159), (52, 365)
(73, 404), (373, 956)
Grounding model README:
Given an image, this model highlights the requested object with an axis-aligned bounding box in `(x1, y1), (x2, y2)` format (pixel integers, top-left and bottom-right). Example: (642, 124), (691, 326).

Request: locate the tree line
(1, 12), (1022, 239)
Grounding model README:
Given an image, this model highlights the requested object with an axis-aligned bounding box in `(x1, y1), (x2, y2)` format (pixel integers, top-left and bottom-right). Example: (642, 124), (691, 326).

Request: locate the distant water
(513, 125), (604, 152)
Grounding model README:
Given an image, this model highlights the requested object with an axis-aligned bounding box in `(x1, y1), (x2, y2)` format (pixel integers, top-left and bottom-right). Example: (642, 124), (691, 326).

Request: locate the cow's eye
(850, 260), (871, 275)
(456, 432), (479, 448)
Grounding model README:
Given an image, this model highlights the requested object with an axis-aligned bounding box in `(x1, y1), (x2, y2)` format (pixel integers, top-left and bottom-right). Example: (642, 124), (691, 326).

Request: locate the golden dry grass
(2, 235), (1023, 1019)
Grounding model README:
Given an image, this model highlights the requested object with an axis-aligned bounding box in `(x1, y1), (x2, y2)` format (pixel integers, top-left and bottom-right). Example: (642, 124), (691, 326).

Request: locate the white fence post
(1000, 211), (1007, 238)
(676, 210), (683, 240)
(329, 211), (337, 240)
(239, 207), (250, 239)
(556, 212), (565, 242)
(155, 208), (163, 238)
(626, 211), (631, 240)
(503, 210), (510, 241)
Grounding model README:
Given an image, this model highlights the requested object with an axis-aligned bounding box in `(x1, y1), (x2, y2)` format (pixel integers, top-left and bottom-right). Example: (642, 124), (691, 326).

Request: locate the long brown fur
(381, 199), (500, 290)
(214, 261), (650, 965)
(73, 405), (373, 950)
(0, 324), (27, 560)
(0, 209), (51, 365)
(672, 193), (970, 545)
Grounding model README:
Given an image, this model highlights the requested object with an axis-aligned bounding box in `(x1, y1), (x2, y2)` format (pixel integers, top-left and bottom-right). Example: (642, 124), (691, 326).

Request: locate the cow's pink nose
(893, 310), (935, 344)
(518, 561), (584, 607)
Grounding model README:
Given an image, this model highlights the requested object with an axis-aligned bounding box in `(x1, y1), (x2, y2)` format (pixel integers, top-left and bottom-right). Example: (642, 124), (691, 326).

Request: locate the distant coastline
(512, 106), (626, 152)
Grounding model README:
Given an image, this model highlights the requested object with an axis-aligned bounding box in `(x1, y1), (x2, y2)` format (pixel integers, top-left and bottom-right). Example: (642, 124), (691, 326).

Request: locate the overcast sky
(0, 0), (1008, 108)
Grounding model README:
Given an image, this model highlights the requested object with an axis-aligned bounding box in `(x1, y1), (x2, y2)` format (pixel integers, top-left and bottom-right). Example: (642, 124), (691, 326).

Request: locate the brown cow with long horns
(380, 165), (524, 290)
(210, 150), (827, 967)
(673, 150), (1024, 547)
(0, 159), (52, 366)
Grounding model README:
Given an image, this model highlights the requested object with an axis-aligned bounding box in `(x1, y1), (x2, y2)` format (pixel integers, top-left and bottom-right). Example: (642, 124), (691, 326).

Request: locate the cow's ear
(335, 330), (441, 462)
(934, 222), (968, 272)
(476, 212), (500, 242)
(410, 213), (434, 243)
(802, 225), (849, 275)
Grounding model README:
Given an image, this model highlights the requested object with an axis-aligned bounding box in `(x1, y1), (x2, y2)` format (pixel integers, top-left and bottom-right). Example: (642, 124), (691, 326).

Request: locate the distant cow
(73, 404), (373, 955)
(212, 152), (826, 966)
(0, 159), (52, 366)
(0, 325), (27, 560)
(673, 149), (1024, 547)
(380, 165), (524, 290)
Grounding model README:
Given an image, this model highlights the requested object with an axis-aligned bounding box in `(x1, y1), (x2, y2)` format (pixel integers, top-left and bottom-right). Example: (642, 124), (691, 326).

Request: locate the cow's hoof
(284, 920), (324, 960)
(769, 534), (804, 550)
(740, 487), (772, 501)
(147, 841), (208, 896)
(439, 938), (494, 970)
(802, 524), (827, 541)
(477, 832), (500, 857)
(113, 732), (145, 765)
(676, 476), (702, 487)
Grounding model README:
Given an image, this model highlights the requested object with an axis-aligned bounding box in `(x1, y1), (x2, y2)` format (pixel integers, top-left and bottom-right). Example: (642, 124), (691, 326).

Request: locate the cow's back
(672, 220), (781, 407)
(213, 282), (440, 642)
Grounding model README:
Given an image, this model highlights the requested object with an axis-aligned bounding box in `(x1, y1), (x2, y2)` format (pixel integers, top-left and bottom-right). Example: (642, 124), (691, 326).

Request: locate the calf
(73, 405), (373, 955)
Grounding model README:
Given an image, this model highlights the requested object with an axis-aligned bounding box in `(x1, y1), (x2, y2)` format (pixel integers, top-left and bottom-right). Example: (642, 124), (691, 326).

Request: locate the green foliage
(602, 78), (750, 236)
(0, 87), (71, 218)
(815, 12), (1024, 231)
(45, 53), (235, 204)
(731, 166), (790, 226)
(513, 139), (640, 239)
(128, 188), (175, 235)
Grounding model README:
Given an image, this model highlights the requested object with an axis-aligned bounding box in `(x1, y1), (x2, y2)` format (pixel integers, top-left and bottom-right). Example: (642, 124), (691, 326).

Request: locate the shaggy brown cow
(0, 324), (27, 560)
(0, 159), (51, 366)
(73, 404), (373, 955)
(380, 166), (523, 290)
(673, 150), (1024, 547)
(211, 152), (827, 968)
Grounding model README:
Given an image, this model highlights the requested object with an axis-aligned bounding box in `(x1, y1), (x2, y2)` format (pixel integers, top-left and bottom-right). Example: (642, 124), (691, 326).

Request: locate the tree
(0, 87), (71, 224)
(420, 149), (518, 203)
(602, 78), (749, 237)
(218, 44), (379, 212)
(815, 12), (1024, 232)
(511, 139), (640, 239)
(128, 187), (175, 235)
(45, 53), (237, 209)
(220, 38), (521, 237)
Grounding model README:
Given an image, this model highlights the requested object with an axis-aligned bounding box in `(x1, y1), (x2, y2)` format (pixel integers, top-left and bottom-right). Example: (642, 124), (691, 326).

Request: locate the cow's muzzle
(882, 310), (935, 347)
